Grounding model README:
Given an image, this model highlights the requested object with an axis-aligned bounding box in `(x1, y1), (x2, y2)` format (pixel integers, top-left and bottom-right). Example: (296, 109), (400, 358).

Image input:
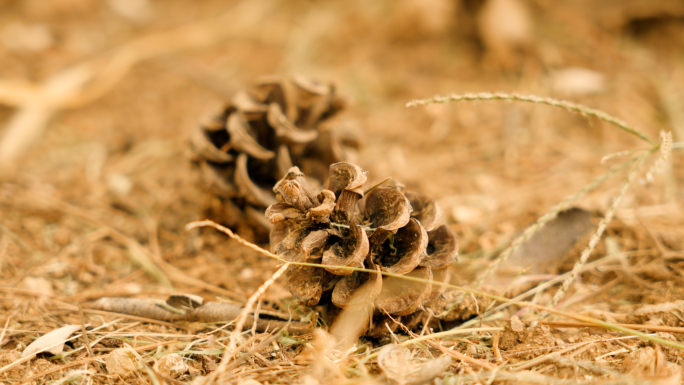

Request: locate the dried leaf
(477, 0), (533, 67)
(166, 293), (204, 311)
(21, 324), (81, 358)
(502, 207), (592, 274)
(625, 346), (682, 384)
(409, 355), (452, 384)
(551, 67), (606, 96)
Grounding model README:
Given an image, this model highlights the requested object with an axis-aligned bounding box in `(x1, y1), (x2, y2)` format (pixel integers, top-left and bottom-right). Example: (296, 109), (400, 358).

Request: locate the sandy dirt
(1, 0), (684, 384)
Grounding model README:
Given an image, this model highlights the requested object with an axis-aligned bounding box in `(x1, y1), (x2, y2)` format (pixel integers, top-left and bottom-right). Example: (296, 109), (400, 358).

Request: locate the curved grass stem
(407, 92), (657, 146)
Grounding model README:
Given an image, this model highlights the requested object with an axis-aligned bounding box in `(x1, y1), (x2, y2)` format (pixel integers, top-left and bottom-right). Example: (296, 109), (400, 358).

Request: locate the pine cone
(266, 162), (458, 323)
(190, 76), (363, 240)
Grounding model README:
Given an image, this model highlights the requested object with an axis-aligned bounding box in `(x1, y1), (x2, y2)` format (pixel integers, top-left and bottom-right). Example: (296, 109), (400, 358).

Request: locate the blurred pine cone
(266, 162), (458, 332)
(190, 76), (362, 240)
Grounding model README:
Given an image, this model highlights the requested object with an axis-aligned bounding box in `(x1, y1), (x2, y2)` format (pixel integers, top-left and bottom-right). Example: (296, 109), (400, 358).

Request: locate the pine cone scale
(226, 114), (275, 160)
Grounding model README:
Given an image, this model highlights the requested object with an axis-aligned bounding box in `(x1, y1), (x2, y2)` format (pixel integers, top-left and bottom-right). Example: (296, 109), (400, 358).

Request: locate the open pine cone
(190, 76), (362, 240)
(267, 162), (458, 325)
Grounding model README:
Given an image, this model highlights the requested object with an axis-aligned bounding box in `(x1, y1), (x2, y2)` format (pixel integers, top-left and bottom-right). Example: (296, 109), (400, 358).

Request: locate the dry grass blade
(185, 220), (291, 383)
(539, 321), (684, 334)
(353, 327), (502, 366)
(406, 92), (657, 145)
(508, 341), (595, 371)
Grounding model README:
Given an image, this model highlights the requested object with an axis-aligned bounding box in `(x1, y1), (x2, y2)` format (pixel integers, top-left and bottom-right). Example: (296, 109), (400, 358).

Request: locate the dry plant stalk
(191, 76), (362, 240)
(406, 92), (657, 145)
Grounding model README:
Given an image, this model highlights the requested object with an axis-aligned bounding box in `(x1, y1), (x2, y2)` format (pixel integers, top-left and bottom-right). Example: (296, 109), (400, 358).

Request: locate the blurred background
(1, 0), (684, 300)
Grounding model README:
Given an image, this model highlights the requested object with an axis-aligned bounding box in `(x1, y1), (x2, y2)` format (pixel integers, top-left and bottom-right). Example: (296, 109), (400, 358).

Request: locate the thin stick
(432, 342), (497, 371)
(227, 262), (290, 355)
(364, 177), (393, 195)
(407, 92), (657, 145)
(186, 220), (281, 260)
(492, 333), (503, 363)
(0, 316), (11, 346)
(186, 220), (292, 375)
(508, 341), (595, 371)
(78, 308), (94, 358)
(538, 321), (684, 334)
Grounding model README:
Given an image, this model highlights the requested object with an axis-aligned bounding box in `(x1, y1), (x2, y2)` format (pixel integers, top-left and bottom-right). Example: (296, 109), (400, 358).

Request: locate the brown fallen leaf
(500, 208), (593, 275)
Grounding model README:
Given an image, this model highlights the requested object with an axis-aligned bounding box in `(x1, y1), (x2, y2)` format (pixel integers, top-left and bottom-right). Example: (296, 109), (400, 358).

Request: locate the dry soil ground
(2, 1), (684, 384)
